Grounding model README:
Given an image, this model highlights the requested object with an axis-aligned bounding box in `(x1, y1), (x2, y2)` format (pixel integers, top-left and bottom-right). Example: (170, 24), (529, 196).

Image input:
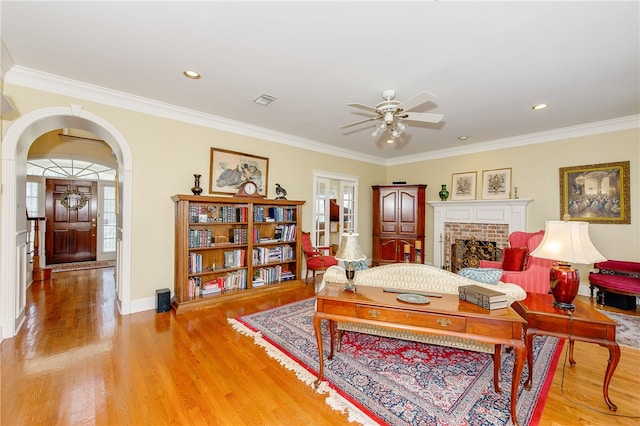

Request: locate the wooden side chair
(301, 231), (339, 283)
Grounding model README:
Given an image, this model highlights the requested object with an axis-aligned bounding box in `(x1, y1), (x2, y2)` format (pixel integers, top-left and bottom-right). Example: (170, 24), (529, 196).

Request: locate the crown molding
(5, 66), (637, 168)
(5, 66), (387, 165)
(1, 40), (15, 80)
(386, 115), (640, 166)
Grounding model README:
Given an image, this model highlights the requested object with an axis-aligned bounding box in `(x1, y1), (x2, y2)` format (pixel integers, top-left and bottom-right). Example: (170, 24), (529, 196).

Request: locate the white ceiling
(2, 1), (639, 164)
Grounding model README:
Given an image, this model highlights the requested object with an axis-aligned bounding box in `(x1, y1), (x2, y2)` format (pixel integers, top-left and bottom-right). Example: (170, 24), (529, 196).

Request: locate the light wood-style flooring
(2, 268), (639, 425)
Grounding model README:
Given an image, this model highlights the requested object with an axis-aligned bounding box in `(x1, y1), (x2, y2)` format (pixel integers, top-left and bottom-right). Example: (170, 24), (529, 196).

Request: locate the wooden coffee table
(512, 293), (620, 411)
(313, 284), (527, 426)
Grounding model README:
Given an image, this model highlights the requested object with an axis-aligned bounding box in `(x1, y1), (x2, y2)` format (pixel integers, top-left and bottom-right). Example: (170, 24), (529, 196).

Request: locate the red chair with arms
(479, 231), (554, 294)
(301, 232), (339, 283)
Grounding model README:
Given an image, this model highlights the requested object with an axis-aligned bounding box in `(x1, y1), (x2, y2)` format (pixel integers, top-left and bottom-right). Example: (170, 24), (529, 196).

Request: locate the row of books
(274, 224), (296, 242)
(188, 269), (249, 298)
(230, 228), (248, 244)
(188, 252), (203, 274)
(189, 205), (250, 224)
(253, 245), (294, 265)
(253, 265), (295, 285)
(458, 284), (508, 310)
(188, 228), (213, 248)
(253, 206), (296, 222)
(189, 205), (210, 223)
(189, 228), (251, 248)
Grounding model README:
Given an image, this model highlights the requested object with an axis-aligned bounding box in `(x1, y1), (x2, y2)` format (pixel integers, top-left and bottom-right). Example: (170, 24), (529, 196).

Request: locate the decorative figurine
(275, 183), (288, 200)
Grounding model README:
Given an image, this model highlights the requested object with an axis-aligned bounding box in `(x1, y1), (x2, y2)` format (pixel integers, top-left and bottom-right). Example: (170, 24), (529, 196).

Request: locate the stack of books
(458, 285), (508, 310)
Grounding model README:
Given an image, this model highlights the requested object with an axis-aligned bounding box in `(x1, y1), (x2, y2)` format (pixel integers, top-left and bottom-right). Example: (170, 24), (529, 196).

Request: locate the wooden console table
(512, 293), (620, 411)
(313, 284), (527, 426)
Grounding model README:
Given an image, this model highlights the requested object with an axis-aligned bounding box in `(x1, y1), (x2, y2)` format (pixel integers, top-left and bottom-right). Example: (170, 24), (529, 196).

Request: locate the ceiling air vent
(254, 94), (277, 106)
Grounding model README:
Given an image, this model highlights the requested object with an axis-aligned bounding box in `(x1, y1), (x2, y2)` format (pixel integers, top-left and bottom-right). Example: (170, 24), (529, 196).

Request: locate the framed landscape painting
(451, 172), (476, 201)
(209, 148), (269, 196)
(482, 168), (511, 200)
(559, 161), (630, 224)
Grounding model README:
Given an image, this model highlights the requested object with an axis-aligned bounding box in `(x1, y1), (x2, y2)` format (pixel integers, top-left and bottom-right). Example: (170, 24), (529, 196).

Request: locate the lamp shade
(530, 221), (606, 265)
(334, 232), (366, 262)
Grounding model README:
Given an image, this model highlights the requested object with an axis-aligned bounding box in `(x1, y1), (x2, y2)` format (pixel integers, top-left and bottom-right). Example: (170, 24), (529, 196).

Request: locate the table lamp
(334, 232), (366, 292)
(530, 219), (606, 309)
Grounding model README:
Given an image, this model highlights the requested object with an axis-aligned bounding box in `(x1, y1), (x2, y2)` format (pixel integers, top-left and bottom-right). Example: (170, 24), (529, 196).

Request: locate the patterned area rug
(230, 298), (563, 426)
(597, 310), (640, 349)
(49, 260), (116, 272)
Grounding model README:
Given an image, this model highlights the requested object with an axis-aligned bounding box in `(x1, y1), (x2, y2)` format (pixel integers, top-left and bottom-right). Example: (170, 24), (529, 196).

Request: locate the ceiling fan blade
(347, 103), (380, 113)
(398, 91), (435, 112)
(402, 112), (444, 124)
(340, 116), (380, 128)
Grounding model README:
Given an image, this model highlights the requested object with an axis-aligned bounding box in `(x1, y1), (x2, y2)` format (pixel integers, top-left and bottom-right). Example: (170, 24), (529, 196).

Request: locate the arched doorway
(1, 105), (133, 339)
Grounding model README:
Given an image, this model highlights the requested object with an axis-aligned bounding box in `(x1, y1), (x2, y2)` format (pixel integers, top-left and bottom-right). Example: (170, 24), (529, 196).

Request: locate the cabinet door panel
(379, 238), (399, 263)
(398, 189), (418, 234)
(380, 189), (398, 234)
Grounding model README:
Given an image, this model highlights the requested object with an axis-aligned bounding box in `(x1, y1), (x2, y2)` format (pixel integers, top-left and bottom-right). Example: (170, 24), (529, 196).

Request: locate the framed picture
(559, 161), (630, 224)
(482, 168), (512, 199)
(451, 171), (477, 201)
(209, 148), (269, 196)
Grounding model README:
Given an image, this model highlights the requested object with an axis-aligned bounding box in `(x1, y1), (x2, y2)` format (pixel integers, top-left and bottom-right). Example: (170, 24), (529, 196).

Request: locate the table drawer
(356, 306), (466, 332)
(320, 300), (357, 317)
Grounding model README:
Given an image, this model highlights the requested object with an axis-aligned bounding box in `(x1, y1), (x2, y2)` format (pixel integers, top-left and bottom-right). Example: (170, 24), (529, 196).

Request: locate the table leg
(328, 320), (335, 360)
(510, 340), (526, 426)
(602, 342), (620, 411)
(313, 315), (324, 387)
(524, 331), (534, 391)
(568, 339), (576, 366)
(493, 345), (502, 393)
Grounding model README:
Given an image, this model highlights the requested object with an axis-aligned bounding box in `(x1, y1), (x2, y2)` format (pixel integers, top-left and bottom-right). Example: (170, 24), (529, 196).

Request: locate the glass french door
(312, 172), (359, 249)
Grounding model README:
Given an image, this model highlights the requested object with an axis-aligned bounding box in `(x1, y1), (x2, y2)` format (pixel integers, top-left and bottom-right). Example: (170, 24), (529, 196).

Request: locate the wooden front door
(45, 179), (97, 264)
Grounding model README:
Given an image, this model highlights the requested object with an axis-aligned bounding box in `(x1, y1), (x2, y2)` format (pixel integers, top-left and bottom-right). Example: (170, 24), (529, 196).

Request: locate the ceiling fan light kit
(341, 89), (444, 144)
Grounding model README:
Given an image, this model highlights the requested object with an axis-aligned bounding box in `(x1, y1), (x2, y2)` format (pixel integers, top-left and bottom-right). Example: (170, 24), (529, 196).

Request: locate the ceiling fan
(341, 89), (444, 142)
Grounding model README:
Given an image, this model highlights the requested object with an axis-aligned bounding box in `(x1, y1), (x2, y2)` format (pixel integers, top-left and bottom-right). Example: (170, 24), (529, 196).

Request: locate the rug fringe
(228, 318), (378, 426)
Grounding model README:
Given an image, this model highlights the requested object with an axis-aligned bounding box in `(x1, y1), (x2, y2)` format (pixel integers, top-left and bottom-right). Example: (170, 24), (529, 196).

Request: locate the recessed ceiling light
(254, 94), (277, 106)
(457, 136), (468, 141)
(532, 103), (548, 110)
(183, 70), (201, 79)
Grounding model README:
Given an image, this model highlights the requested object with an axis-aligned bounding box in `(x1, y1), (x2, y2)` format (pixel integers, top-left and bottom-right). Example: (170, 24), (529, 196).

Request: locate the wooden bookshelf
(171, 194), (305, 313)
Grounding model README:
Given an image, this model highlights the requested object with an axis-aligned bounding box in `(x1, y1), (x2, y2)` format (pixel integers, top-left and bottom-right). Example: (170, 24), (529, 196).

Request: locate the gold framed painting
(209, 148), (269, 196)
(451, 171), (477, 201)
(559, 161), (630, 224)
(482, 168), (511, 200)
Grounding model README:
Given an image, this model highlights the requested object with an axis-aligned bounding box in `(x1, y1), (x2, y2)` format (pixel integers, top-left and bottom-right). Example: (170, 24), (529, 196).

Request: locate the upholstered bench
(589, 260), (640, 310)
(320, 263), (527, 354)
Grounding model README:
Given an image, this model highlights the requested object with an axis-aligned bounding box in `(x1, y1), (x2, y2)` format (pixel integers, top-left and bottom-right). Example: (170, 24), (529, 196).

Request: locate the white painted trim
(7, 66), (637, 167)
(428, 199), (533, 270)
(1, 106), (133, 339)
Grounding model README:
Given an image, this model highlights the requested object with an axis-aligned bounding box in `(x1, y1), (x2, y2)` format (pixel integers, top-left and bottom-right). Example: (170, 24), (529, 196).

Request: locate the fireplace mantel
(428, 199), (533, 268)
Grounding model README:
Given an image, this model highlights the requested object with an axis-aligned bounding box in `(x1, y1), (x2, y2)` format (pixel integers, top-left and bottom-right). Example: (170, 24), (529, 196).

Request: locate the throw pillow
(353, 260), (369, 271)
(502, 247), (528, 271)
(458, 267), (503, 285)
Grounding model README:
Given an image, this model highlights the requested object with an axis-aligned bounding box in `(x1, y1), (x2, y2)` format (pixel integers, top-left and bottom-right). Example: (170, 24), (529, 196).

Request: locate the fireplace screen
(451, 237), (501, 273)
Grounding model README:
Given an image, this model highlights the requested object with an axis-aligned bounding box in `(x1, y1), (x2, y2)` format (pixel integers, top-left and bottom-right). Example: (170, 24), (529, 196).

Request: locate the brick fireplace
(428, 199), (532, 270)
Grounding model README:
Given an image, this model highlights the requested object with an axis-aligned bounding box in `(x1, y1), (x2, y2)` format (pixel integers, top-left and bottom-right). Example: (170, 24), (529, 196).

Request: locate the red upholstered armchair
(301, 232), (339, 283)
(479, 231), (554, 294)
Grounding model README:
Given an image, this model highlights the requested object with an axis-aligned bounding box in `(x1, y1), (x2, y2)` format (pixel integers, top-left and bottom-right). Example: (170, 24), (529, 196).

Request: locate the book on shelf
(458, 285), (508, 310)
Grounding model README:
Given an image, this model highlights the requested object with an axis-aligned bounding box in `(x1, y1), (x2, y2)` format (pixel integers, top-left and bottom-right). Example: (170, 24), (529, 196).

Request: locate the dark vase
(191, 174), (203, 195)
(439, 184), (449, 201)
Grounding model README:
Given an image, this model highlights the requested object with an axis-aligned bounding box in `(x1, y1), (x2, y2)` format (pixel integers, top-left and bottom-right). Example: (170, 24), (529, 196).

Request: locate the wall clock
(235, 181), (264, 198)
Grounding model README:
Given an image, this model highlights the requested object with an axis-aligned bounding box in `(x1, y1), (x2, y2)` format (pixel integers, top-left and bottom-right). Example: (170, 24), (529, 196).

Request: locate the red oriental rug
(229, 298), (563, 426)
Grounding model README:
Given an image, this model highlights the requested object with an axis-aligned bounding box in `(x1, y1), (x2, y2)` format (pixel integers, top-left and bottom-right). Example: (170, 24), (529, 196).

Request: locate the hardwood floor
(2, 268), (639, 425)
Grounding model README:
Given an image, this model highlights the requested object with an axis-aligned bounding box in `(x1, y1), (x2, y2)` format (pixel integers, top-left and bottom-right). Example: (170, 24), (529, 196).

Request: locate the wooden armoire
(372, 184), (426, 266)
